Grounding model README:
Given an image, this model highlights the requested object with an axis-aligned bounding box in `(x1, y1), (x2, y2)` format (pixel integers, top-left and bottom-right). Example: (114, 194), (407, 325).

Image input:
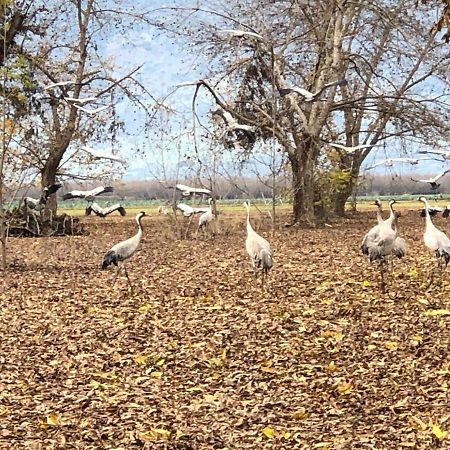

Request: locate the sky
(93, 0), (450, 183)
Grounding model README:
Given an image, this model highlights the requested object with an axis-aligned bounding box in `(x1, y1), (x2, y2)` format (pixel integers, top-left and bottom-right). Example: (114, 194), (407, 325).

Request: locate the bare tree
(3, 0), (155, 212)
(152, 0), (450, 222)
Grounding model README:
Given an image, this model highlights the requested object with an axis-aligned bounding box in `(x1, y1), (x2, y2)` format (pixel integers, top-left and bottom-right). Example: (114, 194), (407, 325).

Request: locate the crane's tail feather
(440, 249), (450, 266)
(443, 209), (450, 218)
(101, 250), (118, 269)
(260, 249), (273, 274)
(393, 237), (406, 259)
(369, 246), (382, 262)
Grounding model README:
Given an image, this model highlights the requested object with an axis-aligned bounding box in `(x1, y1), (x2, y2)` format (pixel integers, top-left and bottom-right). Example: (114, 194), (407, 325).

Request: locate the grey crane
(374, 199), (383, 224)
(411, 169), (450, 191)
(101, 211), (146, 291)
(176, 203), (209, 217)
(85, 202), (126, 217)
(213, 108), (256, 133)
(62, 185), (113, 201)
(419, 196), (450, 285)
(418, 149), (450, 160)
(197, 198), (214, 237)
(80, 146), (126, 164)
(361, 200), (406, 292)
(24, 183), (61, 211)
(279, 79), (347, 102)
(420, 205), (444, 217)
(361, 199), (397, 256)
(244, 201), (273, 286)
(329, 142), (379, 154)
(174, 184), (212, 197)
(219, 29), (265, 41)
(366, 157), (434, 170)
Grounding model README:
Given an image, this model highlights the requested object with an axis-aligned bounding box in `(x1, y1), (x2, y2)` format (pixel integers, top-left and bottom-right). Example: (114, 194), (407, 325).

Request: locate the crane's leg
(185, 215), (194, 239)
(427, 257), (439, 288)
(379, 259), (387, 294)
(112, 265), (122, 287)
(124, 265), (134, 294)
(249, 257), (257, 280)
(261, 269), (267, 290)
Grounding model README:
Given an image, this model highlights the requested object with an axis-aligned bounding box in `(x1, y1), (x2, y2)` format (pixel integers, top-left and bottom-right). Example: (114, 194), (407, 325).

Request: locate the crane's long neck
(422, 200), (434, 230)
(376, 204), (383, 224)
(245, 203), (253, 235)
(135, 215), (144, 239)
(386, 202), (395, 226)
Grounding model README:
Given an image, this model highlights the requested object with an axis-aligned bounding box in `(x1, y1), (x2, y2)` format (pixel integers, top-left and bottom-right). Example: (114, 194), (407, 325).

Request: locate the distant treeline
(10, 173), (446, 204)
(11, 176), (290, 202)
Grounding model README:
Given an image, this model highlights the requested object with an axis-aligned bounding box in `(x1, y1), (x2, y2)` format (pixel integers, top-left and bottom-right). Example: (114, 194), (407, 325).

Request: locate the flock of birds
(22, 181), (273, 290)
(22, 178), (450, 293)
(101, 198), (272, 291)
(24, 184), (126, 217)
(361, 197), (450, 292)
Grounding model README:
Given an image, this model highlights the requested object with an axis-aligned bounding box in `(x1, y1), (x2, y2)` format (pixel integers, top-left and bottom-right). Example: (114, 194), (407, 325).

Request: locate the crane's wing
(177, 203), (195, 216)
(62, 190), (85, 200)
(81, 146), (126, 164)
(176, 80), (202, 88)
(103, 204), (124, 215)
(322, 79), (348, 90)
(90, 186), (114, 197)
(43, 80), (76, 91)
(366, 159), (393, 170)
(419, 149), (450, 157)
(431, 169), (450, 182)
(329, 142), (375, 153)
(231, 124), (255, 132)
(193, 207), (210, 213)
(74, 104), (111, 115)
(314, 79), (348, 98)
(45, 183), (62, 197)
(219, 29), (265, 41)
(64, 96), (97, 104)
(176, 184), (211, 195)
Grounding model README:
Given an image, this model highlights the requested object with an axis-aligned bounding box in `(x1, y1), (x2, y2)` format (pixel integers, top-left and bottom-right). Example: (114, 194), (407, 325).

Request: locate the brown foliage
(0, 211), (450, 448)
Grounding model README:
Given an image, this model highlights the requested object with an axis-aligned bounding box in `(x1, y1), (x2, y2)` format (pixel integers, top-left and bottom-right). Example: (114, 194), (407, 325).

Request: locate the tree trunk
(41, 152), (63, 214)
(332, 165), (360, 216)
(290, 148), (317, 225)
(332, 188), (352, 216)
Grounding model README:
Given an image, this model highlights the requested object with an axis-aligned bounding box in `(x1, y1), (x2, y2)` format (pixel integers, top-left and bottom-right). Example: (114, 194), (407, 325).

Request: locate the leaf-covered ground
(1, 208), (450, 449)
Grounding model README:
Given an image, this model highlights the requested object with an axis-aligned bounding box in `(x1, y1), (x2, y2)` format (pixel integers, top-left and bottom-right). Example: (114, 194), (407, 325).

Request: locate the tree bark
(331, 162), (360, 216)
(289, 139), (319, 224)
(332, 187), (352, 216)
(41, 148), (65, 213)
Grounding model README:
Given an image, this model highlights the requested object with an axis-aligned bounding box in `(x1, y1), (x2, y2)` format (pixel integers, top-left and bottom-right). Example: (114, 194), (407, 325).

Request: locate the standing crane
(361, 200), (406, 292)
(419, 196), (450, 285)
(244, 201), (273, 286)
(361, 200), (397, 256)
(101, 211), (146, 292)
(197, 198), (215, 238)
